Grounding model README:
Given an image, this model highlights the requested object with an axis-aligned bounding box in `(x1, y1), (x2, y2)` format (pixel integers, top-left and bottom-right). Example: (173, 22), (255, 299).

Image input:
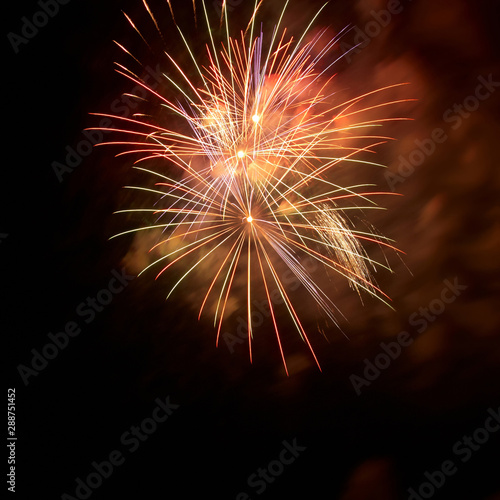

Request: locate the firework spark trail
(91, 0), (411, 373)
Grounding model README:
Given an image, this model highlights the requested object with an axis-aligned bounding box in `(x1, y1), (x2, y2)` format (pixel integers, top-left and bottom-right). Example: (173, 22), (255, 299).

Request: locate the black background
(5, 0), (500, 499)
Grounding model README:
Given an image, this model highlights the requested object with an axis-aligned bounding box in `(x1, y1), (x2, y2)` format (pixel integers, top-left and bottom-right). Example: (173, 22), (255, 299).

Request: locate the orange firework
(91, 0), (410, 374)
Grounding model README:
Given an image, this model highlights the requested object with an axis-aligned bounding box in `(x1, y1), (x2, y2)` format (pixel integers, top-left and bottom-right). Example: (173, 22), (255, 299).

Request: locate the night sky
(5, 0), (500, 499)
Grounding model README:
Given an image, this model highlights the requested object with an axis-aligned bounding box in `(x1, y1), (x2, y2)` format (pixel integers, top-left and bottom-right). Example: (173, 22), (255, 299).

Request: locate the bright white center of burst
(237, 150), (246, 159)
(246, 215), (253, 223)
(252, 114), (260, 123)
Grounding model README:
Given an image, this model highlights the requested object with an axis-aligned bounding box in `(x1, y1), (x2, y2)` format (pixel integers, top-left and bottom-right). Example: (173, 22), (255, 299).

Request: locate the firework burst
(91, 0), (410, 374)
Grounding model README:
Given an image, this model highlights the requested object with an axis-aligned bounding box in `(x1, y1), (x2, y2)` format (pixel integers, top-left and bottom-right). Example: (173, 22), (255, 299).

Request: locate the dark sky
(5, 1), (500, 499)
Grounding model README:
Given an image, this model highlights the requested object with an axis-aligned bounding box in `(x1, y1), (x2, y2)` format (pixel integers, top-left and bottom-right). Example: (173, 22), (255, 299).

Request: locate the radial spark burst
(92, 0), (409, 374)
